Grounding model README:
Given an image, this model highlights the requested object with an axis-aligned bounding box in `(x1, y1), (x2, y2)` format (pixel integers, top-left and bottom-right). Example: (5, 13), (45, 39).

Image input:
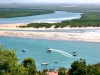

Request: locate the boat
(22, 49), (26, 52)
(46, 47), (51, 53)
(46, 50), (51, 53)
(54, 61), (58, 63)
(41, 57), (48, 65)
(73, 51), (76, 53)
(41, 62), (48, 65)
(72, 51), (77, 56)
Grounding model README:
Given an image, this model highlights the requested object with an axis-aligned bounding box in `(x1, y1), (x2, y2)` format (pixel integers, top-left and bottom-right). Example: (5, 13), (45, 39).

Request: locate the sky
(0, 0), (100, 4)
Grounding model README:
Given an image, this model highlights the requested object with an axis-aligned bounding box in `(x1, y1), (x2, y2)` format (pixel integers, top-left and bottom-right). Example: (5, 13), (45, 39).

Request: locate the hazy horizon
(0, 0), (100, 4)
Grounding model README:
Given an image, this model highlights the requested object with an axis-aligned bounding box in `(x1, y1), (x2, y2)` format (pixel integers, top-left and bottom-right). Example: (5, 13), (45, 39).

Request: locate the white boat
(46, 50), (51, 53)
(46, 47), (51, 53)
(41, 62), (48, 65)
(41, 57), (48, 65)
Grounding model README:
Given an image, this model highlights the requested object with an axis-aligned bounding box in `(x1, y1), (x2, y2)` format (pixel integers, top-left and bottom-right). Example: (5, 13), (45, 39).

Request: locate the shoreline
(0, 23), (100, 42)
(0, 23), (100, 30)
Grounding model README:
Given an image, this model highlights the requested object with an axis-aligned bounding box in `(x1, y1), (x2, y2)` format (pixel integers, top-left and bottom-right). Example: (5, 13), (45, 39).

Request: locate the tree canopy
(68, 59), (100, 75)
(0, 45), (37, 75)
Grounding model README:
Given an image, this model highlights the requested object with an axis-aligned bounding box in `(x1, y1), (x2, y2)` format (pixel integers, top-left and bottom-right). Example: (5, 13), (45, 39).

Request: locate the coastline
(0, 23), (100, 42)
(0, 23), (100, 30)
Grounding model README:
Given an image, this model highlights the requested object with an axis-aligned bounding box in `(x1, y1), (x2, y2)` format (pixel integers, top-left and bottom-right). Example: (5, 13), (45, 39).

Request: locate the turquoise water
(0, 36), (100, 70)
(0, 11), (81, 24)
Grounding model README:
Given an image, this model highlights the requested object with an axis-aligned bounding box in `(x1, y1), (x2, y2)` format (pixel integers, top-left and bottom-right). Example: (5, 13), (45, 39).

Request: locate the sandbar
(0, 23), (100, 42)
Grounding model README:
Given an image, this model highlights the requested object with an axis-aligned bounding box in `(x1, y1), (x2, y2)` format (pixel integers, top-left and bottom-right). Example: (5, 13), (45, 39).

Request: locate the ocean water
(0, 36), (100, 70)
(0, 11), (81, 24)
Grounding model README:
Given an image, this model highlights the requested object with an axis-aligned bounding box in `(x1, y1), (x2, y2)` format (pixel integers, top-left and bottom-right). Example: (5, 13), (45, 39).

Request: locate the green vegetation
(0, 45), (37, 75)
(20, 23), (53, 28)
(0, 8), (54, 18)
(58, 67), (68, 75)
(59, 12), (100, 27)
(68, 59), (100, 75)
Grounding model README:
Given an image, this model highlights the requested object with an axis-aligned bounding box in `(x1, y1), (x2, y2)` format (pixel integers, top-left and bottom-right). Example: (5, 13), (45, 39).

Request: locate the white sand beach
(0, 23), (100, 42)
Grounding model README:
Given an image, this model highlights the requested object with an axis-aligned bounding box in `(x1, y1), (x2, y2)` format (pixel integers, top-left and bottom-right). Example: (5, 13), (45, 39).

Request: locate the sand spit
(0, 23), (100, 42)
(0, 31), (100, 42)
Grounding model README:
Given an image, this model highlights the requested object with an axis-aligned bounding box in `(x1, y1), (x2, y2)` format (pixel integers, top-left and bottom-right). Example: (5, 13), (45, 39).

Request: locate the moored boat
(22, 49), (26, 52)
(72, 51), (77, 56)
(41, 62), (48, 65)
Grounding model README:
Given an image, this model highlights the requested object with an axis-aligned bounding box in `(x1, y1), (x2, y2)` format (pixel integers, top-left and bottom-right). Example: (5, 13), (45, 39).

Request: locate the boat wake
(49, 48), (74, 58)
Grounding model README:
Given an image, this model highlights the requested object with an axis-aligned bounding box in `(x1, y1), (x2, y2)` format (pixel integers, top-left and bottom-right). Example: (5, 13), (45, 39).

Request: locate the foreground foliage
(58, 67), (68, 75)
(68, 59), (100, 75)
(0, 45), (37, 75)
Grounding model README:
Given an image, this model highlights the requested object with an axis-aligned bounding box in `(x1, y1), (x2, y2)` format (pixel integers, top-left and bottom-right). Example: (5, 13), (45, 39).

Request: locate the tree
(22, 58), (37, 75)
(87, 63), (100, 75)
(0, 45), (18, 74)
(68, 59), (88, 75)
(58, 67), (68, 75)
(0, 45), (38, 75)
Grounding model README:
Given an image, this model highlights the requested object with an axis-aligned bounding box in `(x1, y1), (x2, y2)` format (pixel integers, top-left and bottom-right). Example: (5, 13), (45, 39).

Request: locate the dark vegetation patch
(0, 8), (54, 18)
